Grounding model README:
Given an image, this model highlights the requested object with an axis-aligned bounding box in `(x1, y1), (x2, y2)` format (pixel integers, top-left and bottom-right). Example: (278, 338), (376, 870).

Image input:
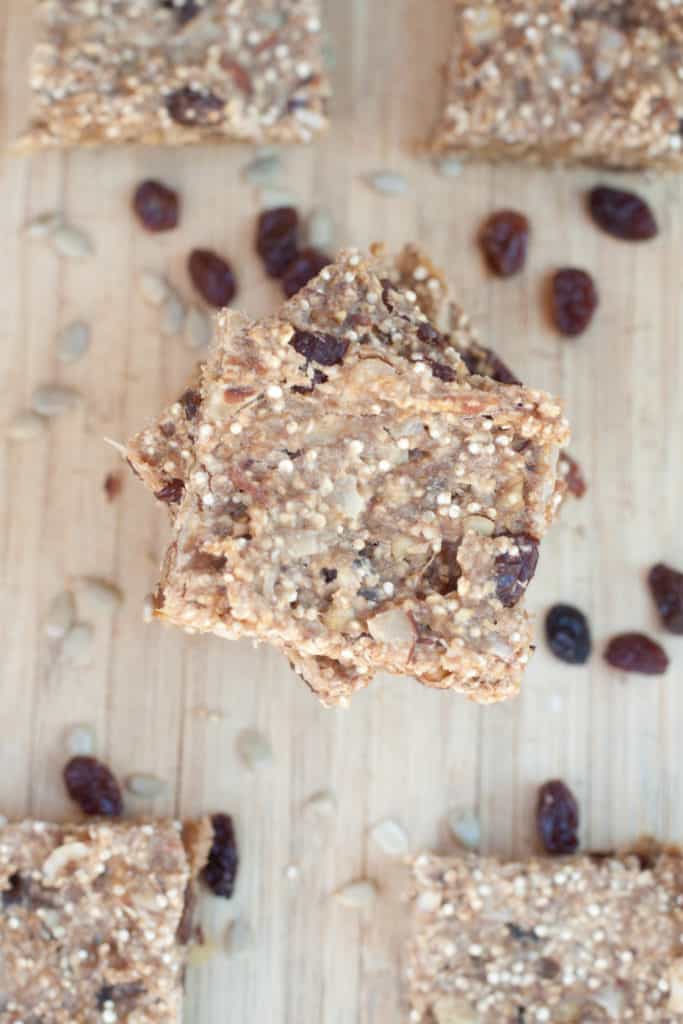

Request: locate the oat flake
(305, 207), (334, 251)
(45, 591), (76, 641)
(7, 410), (47, 441)
(334, 879), (378, 909)
(125, 773), (167, 799)
(370, 818), (409, 857)
(57, 321), (91, 364)
(139, 269), (170, 307)
(52, 224), (94, 260)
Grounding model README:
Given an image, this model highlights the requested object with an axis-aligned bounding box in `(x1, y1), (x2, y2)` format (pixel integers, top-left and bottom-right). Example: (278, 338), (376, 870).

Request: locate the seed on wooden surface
(62, 622), (95, 665)
(45, 591), (76, 640)
(142, 593), (156, 624)
(125, 773), (168, 799)
(304, 207), (334, 251)
(302, 789), (336, 818)
(52, 224), (94, 260)
(225, 917), (254, 957)
(7, 410), (47, 441)
(434, 155), (463, 178)
(31, 385), (81, 417)
(76, 576), (124, 612)
(260, 187), (296, 211)
(365, 171), (409, 196)
(370, 819), (409, 857)
(284, 864), (300, 882)
(447, 808), (481, 850)
(188, 940), (218, 967)
(242, 151), (282, 186)
(25, 211), (62, 239)
(64, 723), (96, 757)
(235, 728), (272, 770)
(334, 879), (377, 909)
(57, 321), (91, 364)
(139, 269), (170, 306)
(161, 291), (186, 337)
(185, 306), (212, 350)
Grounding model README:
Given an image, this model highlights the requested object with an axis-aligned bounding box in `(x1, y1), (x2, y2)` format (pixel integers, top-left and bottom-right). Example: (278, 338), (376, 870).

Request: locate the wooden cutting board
(2, 2), (682, 1020)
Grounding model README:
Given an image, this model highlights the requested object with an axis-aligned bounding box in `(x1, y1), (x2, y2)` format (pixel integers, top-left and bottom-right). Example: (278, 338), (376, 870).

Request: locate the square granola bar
(126, 245), (569, 707)
(0, 819), (193, 1023)
(21, 0), (329, 150)
(434, 1), (683, 168)
(409, 847), (683, 1022)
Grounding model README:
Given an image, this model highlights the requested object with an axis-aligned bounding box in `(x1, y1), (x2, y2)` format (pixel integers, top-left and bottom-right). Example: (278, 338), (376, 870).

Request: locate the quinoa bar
(0, 819), (195, 1023)
(434, 1), (683, 169)
(20, 1), (329, 150)
(127, 245), (569, 707)
(408, 847), (683, 1023)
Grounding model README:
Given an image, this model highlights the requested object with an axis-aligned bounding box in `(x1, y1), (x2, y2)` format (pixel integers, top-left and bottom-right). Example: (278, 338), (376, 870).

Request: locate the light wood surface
(2, 2), (683, 1021)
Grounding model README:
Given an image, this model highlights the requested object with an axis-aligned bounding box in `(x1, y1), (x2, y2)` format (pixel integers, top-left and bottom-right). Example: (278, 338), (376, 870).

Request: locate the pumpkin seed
(235, 728), (272, 770)
(139, 269), (170, 307)
(57, 321), (91, 364)
(7, 410), (47, 441)
(447, 808), (481, 850)
(52, 224), (94, 260)
(334, 879), (377, 909)
(370, 818), (409, 857)
(125, 773), (167, 799)
(304, 207), (334, 251)
(45, 591), (76, 640)
(31, 385), (81, 417)
(365, 171), (409, 196)
(185, 306), (212, 350)
(25, 211), (62, 239)
(64, 723), (96, 757)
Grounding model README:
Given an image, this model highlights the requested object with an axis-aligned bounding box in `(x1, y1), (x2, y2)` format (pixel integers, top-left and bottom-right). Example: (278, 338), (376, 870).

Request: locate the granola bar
(0, 819), (194, 1023)
(408, 847), (683, 1023)
(20, 1), (329, 150)
(127, 245), (569, 707)
(434, 1), (683, 169)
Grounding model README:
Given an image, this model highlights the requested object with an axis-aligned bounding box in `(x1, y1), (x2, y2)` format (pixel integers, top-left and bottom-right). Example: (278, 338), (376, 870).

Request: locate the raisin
(281, 249), (331, 298)
(96, 983), (145, 1011)
(495, 534), (539, 607)
(321, 568), (338, 583)
(588, 186), (658, 241)
(648, 563), (683, 634)
(132, 180), (179, 233)
(103, 472), (122, 502)
(604, 633), (669, 675)
(380, 278), (396, 312)
(460, 344), (521, 385)
(423, 541), (461, 596)
(537, 957), (560, 979)
(2, 873), (25, 907)
(560, 452), (587, 499)
(429, 360), (458, 382)
(536, 779), (579, 855)
(64, 756), (123, 817)
(256, 207), (299, 278)
(200, 813), (239, 898)
(180, 388), (201, 420)
(416, 322), (443, 345)
(479, 210), (530, 277)
(162, 0), (200, 25)
(291, 368), (329, 394)
(166, 86), (224, 127)
(550, 268), (598, 337)
(188, 249), (236, 309)
(155, 478), (185, 504)
(506, 923), (538, 942)
(545, 604), (591, 665)
(290, 329), (349, 366)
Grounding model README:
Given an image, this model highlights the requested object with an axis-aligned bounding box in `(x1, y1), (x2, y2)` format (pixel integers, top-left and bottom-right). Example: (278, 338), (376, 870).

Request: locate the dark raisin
(588, 186), (658, 241)
(180, 388), (201, 420)
(461, 344), (521, 385)
(648, 563), (683, 634)
(536, 779), (579, 855)
(155, 478), (185, 504)
(506, 922), (538, 942)
(200, 813), (239, 898)
(321, 568), (338, 583)
(132, 180), (179, 233)
(166, 86), (224, 127)
(189, 551), (227, 573)
(423, 541), (461, 596)
(64, 756), (123, 817)
(545, 604), (591, 665)
(604, 633), (669, 675)
(380, 278), (396, 312)
(429, 360), (458, 382)
(560, 452), (587, 499)
(2, 873), (26, 908)
(256, 207), (299, 278)
(550, 268), (598, 337)
(536, 957), (560, 979)
(281, 249), (331, 298)
(290, 329), (349, 366)
(291, 368), (329, 394)
(162, 0), (200, 25)
(479, 210), (530, 277)
(495, 534), (539, 607)
(104, 472), (122, 502)
(96, 983), (145, 1011)
(188, 249), (236, 309)
(417, 322), (443, 345)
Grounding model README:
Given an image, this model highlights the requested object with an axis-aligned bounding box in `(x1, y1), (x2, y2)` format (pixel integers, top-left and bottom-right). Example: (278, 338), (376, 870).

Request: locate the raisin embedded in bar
(433, 1), (683, 169)
(20, 1), (330, 149)
(126, 244), (569, 708)
(408, 847), (683, 1022)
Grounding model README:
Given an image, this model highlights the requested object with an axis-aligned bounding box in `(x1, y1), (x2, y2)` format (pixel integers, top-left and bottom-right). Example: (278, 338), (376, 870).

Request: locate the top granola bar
(434, 1), (683, 169)
(20, 0), (330, 149)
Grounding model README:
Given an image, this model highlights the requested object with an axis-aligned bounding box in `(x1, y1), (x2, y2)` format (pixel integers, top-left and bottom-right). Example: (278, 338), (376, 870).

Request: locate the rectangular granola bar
(408, 847), (683, 1023)
(434, 1), (683, 169)
(20, 1), (329, 150)
(0, 819), (193, 1022)
(126, 244), (569, 707)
